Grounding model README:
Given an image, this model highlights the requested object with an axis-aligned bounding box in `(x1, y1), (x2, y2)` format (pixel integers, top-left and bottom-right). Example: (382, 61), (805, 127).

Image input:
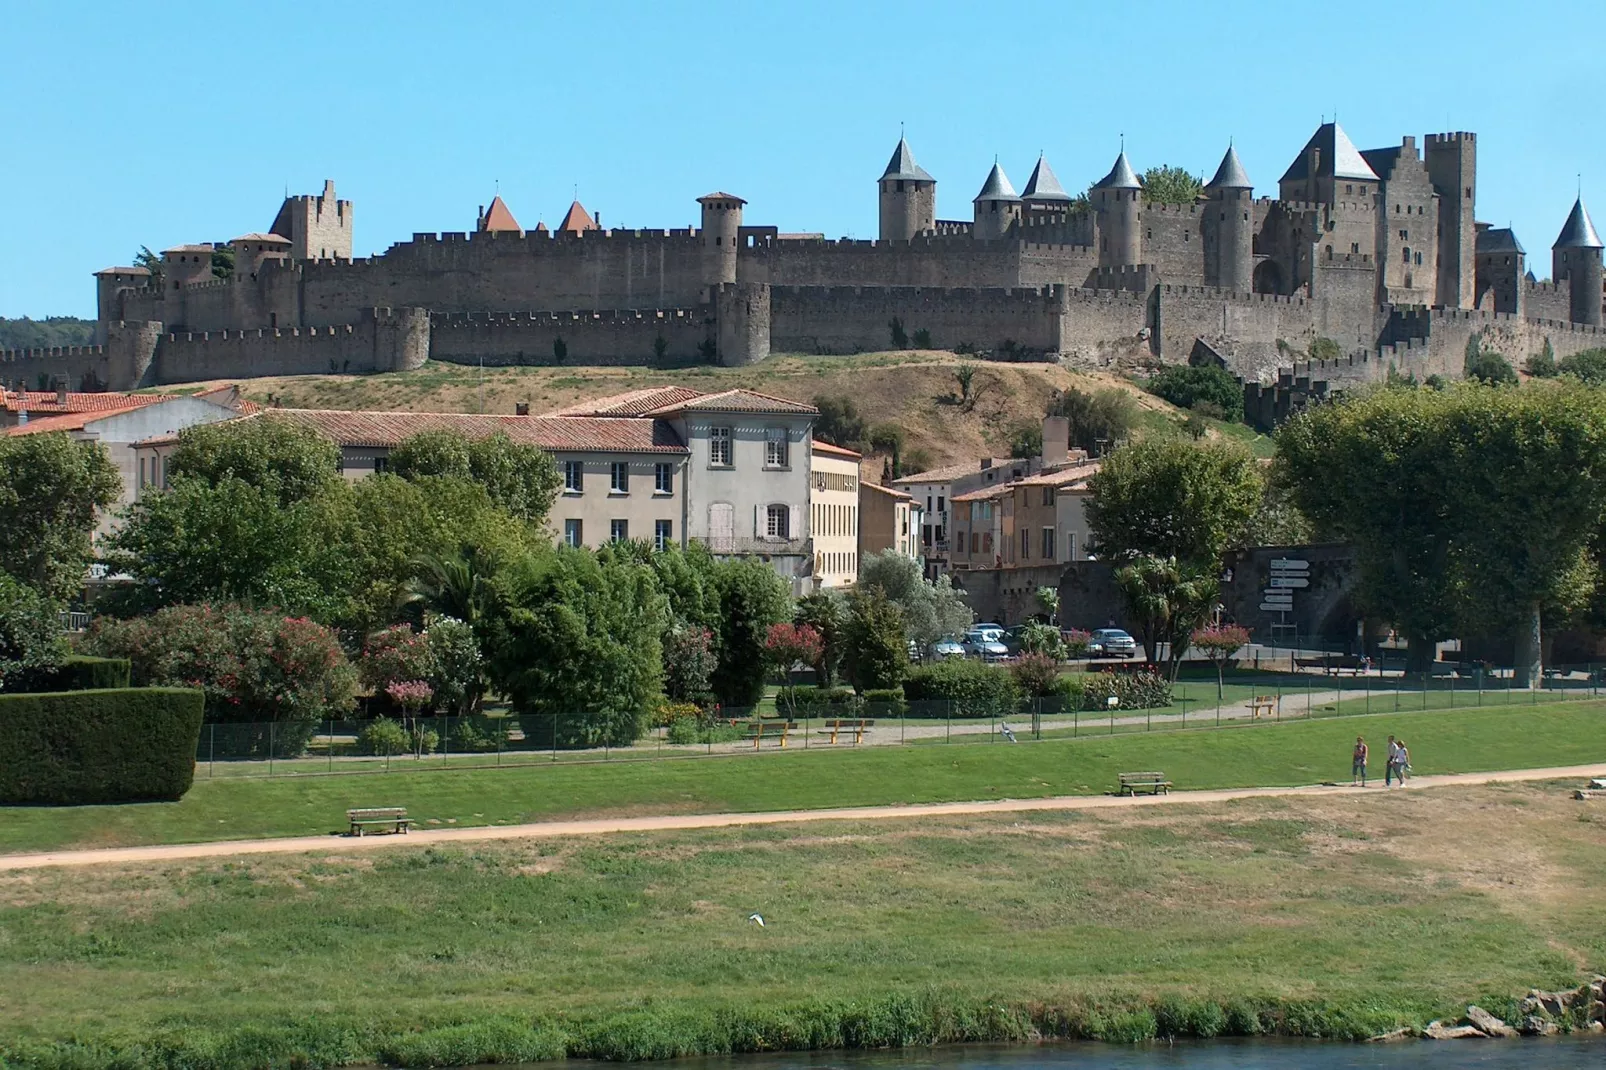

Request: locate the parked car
(972, 622), (1005, 640)
(1001, 624), (1031, 655)
(931, 636), (966, 660)
(1087, 628), (1138, 659)
(963, 628), (1010, 661)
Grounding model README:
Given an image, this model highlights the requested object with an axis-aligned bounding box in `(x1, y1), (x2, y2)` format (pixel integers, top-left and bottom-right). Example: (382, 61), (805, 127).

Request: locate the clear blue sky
(4, 0), (1604, 318)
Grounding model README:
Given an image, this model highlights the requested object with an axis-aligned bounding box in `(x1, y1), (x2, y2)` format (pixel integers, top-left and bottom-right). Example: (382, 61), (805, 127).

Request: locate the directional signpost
(1261, 559), (1310, 613)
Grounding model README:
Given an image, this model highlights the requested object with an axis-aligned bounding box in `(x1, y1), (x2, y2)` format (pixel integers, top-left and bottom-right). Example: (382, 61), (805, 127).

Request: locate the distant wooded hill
(0, 317), (96, 350)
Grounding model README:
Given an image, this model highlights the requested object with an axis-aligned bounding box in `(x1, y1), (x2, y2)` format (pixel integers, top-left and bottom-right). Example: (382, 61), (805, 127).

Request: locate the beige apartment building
(860, 481), (922, 562)
(810, 439), (861, 588)
(133, 408), (691, 551)
(949, 460), (1098, 571)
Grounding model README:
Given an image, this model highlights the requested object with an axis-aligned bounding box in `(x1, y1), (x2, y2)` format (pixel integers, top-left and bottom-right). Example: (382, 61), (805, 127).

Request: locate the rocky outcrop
(1465, 1006), (1516, 1037)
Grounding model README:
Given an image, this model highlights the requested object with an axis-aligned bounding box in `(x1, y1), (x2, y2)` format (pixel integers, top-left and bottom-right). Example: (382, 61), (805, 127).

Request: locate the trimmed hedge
(33, 655), (132, 692)
(0, 687), (204, 805)
(902, 660), (1020, 718)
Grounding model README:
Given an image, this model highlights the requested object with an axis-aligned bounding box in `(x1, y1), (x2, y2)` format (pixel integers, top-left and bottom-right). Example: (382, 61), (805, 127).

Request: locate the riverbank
(2, 780), (1602, 1068)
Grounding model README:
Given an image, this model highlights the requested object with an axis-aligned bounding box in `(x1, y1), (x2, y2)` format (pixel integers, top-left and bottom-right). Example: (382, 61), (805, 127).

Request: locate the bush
(0, 574), (65, 692)
(662, 626), (716, 704)
(360, 717), (408, 756)
(1146, 365), (1244, 422)
(651, 700), (704, 728)
(0, 687), (204, 804)
(842, 587), (907, 692)
(902, 659), (1019, 718)
(1010, 653), (1062, 697)
(359, 624), (437, 697)
(1017, 621), (1065, 658)
(448, 716), (503, 752)
(23, 654), (131, 693)
(424, 616), (482, 717)
(1062, 628), (1093, 657)
(861, 688), (907, 716)
(1080, 670), (1172, 710)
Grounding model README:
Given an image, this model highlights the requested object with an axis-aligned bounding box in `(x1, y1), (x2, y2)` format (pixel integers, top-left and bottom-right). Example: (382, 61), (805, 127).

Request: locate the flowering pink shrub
(385, 679), (434, 713)
(1062, 629), (1094, 657)
(764, 622), (824, 671)
(359, 624), (437, 693)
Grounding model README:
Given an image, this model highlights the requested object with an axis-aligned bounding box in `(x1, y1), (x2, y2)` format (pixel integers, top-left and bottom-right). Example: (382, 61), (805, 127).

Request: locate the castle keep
(6, 125), (1604, 402)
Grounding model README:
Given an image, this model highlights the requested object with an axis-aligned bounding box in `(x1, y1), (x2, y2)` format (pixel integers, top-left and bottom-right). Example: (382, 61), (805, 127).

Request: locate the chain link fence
(190, 662), (1605, 780)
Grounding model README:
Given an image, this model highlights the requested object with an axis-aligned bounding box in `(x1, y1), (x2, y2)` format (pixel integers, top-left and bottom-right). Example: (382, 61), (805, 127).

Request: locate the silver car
(963, 629), (1009, 661)
(1088, 628), (1138, 658)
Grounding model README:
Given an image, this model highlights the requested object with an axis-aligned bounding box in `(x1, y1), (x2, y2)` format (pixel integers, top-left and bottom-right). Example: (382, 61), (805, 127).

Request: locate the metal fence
(190, 664), (1606, 780)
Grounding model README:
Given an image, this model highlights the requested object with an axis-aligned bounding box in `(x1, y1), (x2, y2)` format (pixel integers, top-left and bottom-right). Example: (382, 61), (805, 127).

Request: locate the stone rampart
(767, 284), (1065, 357)
(1154, 284), (1314, 379)
(427, 308), (710, 367)
(740, 237), (1026, 289)
(155, 308), (428, 384)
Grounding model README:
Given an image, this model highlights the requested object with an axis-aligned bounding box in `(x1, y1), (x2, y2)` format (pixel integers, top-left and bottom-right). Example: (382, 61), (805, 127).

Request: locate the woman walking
(1352, 736), (1369, 786)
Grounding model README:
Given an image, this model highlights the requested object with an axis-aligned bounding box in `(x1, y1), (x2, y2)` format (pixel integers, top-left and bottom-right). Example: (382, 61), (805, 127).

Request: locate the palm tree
(404, 548), (493, 626)
(1113, 555), (1219, 682)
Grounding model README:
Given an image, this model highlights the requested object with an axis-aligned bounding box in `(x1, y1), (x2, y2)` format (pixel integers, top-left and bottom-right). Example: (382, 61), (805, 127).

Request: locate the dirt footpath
(3, 763), (1602, 872)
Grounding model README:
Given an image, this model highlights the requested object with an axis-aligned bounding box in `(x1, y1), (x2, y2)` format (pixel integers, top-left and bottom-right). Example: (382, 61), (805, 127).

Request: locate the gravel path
(3, 762), (1600, 872)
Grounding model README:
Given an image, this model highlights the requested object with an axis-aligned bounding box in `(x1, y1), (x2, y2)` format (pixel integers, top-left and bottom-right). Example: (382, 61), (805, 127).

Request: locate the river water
(639, 1038), (1605, 1070)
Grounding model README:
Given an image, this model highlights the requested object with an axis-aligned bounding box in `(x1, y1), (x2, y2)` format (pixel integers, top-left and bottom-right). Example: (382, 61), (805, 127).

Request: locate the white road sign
(1271, 559), (1310, 570)
(1259, 603), (1292, 612)
(1270, 576), (1310, 588)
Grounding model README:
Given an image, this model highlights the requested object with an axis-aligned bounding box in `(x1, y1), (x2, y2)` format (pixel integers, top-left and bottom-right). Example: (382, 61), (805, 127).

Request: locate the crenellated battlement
(1159, 284), (1308, 307)
(397, 227), (700, 249)
(1424, 131), (1476, 145)
(432, 308), (702, 328)
(773, 283), (1066, 304)
(0, 343), (107, 363)
(1143, 202), (1201, 216)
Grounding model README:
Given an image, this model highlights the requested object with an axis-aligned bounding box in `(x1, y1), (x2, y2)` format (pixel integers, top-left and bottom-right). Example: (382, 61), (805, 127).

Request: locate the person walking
(1396, 739), (1411, 782)
(1385, 735), (1403, 787)
(1352, 736), (1369, 786)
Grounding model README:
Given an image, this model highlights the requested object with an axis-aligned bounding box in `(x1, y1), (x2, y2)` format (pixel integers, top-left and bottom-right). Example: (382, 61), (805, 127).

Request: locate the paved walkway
(3, 763), (1601, 872)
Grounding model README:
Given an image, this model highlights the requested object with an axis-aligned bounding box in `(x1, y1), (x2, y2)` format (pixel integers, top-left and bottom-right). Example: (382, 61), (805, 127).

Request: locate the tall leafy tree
(709, 559), (790, 707)
(842, 586), (908, 692)
(1086, 438), (1262, 566)
(0, 432), (121, 600)
(390, 429), (561, 523)
(1141, 165), (1203, 205)
(857, 549), (973, 648)
(170, 417), (341, 507)
(1114, 555), (1219, 681)
(482, 547), (666, 748)
(794, 590), (847, 685)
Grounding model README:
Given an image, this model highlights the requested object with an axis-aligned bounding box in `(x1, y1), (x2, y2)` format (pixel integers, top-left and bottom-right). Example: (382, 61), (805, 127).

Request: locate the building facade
(859, 481), (922, 563)
(810, 440), (861, 588)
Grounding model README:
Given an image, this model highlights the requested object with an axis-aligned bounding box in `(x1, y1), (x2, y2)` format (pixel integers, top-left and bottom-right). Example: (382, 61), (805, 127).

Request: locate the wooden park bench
(347, 807), (410, 836)
(1295, 655), (1364, 676)
(1117, 771), (1172, 796)
(1250, 695), (1278, 719)
(741, 720), (796, 749)
(819, 718), (875, 745)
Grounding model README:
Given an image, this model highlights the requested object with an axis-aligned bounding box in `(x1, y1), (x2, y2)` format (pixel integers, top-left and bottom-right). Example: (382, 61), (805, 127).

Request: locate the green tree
(390, 429), (560, 523)
(812, 395), (869, 449)
(1114, 555), (1219, 681)
(0, 574), (65, 692)
(134, 245), (164, 287)
(1141, 165), (1203, 205)
(1308, 337), (1343, 362)
(1034, 585), (1060, 622)
(1525, 339), (1558, 378)
(1466, 349), (1518, 386)
(482, 547), (666, 748)
(0, 432), (121, 600)
(794, 590), (847, 685)
(406, 548), (496, 627)
(1275, 386), (1461, 670)
(709, 559), (790, 707)
(210, 245), (235, 280)
(888, 317), (909, 349)
(1009, 421), (1043, 459)
(1086, 438), (1263, 565)
(842, 586), (907, 692)
(869, 424), (904, 478)
(0, 316), (95, 349)
(1146, 365), (1244, 421)
(1245, 471), (1314, 547)
(1047, 386), (1139, 455)
(646, 542), (722, 634)
(170, 417), (341, 507)
(1558, 347), (1606, 384)
(857, 549), (973, 649)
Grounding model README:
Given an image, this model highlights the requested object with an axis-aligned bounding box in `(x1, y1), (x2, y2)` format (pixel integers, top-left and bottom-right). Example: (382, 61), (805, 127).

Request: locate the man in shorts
(1352, 736), (1368, 786)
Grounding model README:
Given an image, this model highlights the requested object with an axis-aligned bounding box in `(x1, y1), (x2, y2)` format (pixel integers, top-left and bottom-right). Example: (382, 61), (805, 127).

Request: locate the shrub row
(28, 655), (132, 692)
(0, 687), (204, 804)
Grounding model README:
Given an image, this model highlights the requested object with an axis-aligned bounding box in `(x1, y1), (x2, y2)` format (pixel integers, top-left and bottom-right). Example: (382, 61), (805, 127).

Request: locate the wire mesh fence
(190, 662), (1606, 780)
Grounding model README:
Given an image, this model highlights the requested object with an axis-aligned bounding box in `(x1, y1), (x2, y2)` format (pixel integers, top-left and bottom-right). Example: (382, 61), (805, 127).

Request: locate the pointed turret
(1095, 151), (1142, 191)
(1554, 197), (1603, 249)
(1205, 145), (1253, 191)
(972, 161), (1021, 241)
(1022, 155), (1072, 203)
(1206, 145), (1254, 291)
(1553, 196), (1604, 326)
(558, 200), (597, 234)
(477, 195), (521, 233)
(1093, 149), (1142, 267)
(878, 135), (937, 241)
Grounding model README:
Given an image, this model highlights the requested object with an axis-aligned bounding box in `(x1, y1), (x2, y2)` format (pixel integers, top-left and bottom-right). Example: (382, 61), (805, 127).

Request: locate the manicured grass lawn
(4, 701), (1604, 855)
(2, 781), (1602, 1065)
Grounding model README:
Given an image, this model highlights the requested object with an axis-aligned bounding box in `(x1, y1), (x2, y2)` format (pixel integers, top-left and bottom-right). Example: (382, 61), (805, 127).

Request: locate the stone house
(859, 481), (922, 564)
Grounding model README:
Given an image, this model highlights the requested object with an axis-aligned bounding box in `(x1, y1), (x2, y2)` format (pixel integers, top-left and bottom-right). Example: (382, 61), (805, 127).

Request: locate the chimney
(1042, 416), (1070, 468)
(56, 382), (68, 406)
(515, 402), (530, 416)
(980, 458), (993, 470)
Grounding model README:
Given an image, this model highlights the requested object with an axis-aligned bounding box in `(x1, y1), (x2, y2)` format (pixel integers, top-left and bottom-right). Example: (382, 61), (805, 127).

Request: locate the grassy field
(3, 701), (1603, 856)
(2, 780), (1602, 1067)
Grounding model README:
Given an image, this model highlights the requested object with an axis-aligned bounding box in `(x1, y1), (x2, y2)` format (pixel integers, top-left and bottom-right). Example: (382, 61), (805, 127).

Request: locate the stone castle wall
(765, 284), (1066, 356)
(154, 307), (429, 384)
(428, 308), (710, 367)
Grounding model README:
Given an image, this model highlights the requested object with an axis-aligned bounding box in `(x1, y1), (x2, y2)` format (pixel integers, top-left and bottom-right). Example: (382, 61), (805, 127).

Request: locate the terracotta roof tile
(892, 458), (1012, 485)
(547, 386), (707, 417)
(3, 391), (172, 416)
(641, 388), (817, 416)
(558, 200), (597, 234)
(1013, 462), (1102, 488)
(811, 439), (862, 459)
(266, 409), (687, 453)
(478, 195), (521, 233)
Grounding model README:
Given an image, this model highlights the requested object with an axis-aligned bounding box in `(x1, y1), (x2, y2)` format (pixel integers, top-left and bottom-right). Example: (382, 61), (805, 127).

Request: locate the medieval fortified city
(3, 5), (1606, 1070)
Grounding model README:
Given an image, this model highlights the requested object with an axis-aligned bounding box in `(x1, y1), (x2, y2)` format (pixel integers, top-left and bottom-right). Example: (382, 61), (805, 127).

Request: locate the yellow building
(810, 439), (861, 587)
(859, 481), (922, 562)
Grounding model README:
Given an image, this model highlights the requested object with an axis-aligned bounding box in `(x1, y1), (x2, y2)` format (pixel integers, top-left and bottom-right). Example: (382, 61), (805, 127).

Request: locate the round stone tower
(1092, 151), (1143, 268)
(1553, 196), (1603, 327)
(971, 161), (1022, 241)
(698, 192), (746, 301)
(1205, 145), (1254, 293)
(878, 136), (936, 241)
